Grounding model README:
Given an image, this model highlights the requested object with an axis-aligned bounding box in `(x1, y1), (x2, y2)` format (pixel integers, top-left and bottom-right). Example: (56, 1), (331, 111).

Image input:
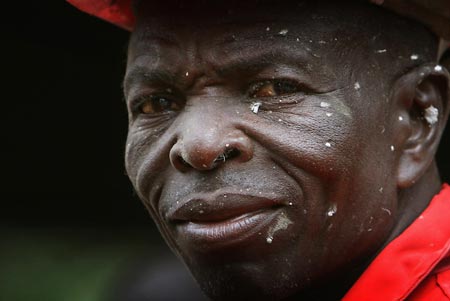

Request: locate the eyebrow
(123, 45), (316, 95)
(215, 47), (313, 77)
(123, 67), (176, 94)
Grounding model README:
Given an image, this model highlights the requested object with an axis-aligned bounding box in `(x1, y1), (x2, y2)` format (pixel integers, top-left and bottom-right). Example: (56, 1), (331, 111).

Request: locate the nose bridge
(170, 101), (253, 171)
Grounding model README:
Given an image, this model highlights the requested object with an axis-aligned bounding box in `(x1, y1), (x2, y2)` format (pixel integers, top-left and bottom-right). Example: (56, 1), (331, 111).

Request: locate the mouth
(166, 192), (287, 251)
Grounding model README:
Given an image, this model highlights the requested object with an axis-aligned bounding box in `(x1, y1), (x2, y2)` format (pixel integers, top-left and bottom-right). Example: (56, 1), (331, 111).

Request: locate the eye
(250, 79), (300, 98)
(138, 95), (182, 115)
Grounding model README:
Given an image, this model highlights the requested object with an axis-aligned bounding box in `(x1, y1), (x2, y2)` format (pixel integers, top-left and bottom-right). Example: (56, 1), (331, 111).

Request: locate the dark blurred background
(1, 2), (449, 301)
(0, 2), (200, 301)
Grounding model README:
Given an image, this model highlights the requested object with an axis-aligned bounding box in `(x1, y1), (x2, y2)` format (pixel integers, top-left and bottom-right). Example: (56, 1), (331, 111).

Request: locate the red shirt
(344, 184), (450, 301)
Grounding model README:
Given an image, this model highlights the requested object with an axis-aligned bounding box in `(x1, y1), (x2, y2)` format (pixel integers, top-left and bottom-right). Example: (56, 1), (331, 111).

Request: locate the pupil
(275, 81), (296, 94)
(153, 97), (171, 111)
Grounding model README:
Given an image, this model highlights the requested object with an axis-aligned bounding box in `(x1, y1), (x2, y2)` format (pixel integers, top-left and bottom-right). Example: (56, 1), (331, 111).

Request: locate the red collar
(343, 184), (450, 301)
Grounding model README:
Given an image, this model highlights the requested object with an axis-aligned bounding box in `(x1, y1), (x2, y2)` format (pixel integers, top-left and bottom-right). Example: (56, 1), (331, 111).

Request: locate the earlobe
(394, 64), (450, 188)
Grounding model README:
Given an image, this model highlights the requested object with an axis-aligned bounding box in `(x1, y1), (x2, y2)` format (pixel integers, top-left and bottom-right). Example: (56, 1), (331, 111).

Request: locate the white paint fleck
(326, 203), (337, 217)
(419, 215), (424, 220)
(410, 54), (419, 60)
(225, 143), (230, 148)
(381, 207), (391, 216)
(434, 65), (443, 72)
(390, 145), (395, 151)
(320, 102), (330, 108)
(379, 187), (384, 193)
(424, 105), (439, 125)
(278, 29), (289, 36)
(250, 102), (262, 114)
(266, 236), (273, 244)
(266, 27), (270, 31)
(288, 202), (293, 206)
(185, 71), (189, 77)
(398, 116), (403, 121)
(325, 142), (332, 148)
(381, 127), (386, 134)
(354, 82), (361, 90)
(326, 112), (333, 117)
(266, 213), (293, 242)
(367, 228), (373, 232)
(296, 38), (300, 42)
(376, 49), (387, 53)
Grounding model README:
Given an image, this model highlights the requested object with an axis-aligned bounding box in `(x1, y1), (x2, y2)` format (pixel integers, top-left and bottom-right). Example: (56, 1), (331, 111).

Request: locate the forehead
(128, 1), (381, 69)
(131, 1), (369, 42)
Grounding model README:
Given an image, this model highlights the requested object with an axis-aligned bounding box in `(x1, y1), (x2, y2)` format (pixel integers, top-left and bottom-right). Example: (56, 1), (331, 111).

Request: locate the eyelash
(247, 78), (307, 99)
(130, 93), (184, 117)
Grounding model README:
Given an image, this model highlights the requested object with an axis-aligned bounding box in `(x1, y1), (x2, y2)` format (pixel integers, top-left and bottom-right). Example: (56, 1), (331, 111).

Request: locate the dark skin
(123, 1), (450, 300)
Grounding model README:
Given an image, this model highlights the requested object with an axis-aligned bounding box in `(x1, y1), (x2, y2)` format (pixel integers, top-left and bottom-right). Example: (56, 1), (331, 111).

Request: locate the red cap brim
(67, 0), (134, 31)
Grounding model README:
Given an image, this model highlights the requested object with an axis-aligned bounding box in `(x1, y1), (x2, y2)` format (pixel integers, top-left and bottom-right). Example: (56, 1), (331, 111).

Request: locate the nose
(169, 125), (253, 172)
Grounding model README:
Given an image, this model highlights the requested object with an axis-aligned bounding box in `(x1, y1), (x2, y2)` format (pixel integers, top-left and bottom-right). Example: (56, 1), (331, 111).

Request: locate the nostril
(178, 156), (191, 168)
(213, 147), (241, 164)
(225, 148), (241, 160)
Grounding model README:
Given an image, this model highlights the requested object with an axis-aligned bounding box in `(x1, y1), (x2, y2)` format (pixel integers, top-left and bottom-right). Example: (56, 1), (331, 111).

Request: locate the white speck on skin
(410, 54), (419, 60)
(398, 116), (403, 121)
(381, 207), (391, 215)
(326, 203), (337, 217)
(325, 142), (331, 148)
(288, 202), (293, 206)
(202, 164), (208, 168)
(266, 213), (293, 243)
(419, 215), (424, 220)
(320, 101), (330, 108)
(379, 187), (384, 193)
(376, 49), (387, 53)
(250, 102), (262, 114)
(367, 228), (373, 232)
(225, 143), (230, 147)
(278, 29), (289, 36)
(185, 71), (189, 77)
(354, 82), (361, 90)
(434, 65), (443, 72)
(381, 127), (386, 134)
(390, 145), (395, 151)
(266, 236), (273, 244)
(424, 105), (439, 125)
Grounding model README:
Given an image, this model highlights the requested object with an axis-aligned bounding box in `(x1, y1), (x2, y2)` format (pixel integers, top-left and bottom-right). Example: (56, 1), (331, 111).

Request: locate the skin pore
(123, 1), (450, 300)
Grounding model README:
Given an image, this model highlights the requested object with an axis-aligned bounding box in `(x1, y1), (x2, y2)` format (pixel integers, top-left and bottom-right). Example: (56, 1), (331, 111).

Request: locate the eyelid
(129, 91), (181, 117)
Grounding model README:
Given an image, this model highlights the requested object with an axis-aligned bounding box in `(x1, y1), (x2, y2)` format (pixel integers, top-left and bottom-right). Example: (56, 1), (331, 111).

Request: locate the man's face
(124, 1), (401, 298)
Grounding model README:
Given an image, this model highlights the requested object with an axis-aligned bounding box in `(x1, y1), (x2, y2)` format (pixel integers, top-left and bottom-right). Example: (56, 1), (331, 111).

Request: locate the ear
(392, 64), (450, 188)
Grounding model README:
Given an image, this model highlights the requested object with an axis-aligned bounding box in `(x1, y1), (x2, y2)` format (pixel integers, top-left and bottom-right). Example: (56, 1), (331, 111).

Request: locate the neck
(385, 162), (442, 247)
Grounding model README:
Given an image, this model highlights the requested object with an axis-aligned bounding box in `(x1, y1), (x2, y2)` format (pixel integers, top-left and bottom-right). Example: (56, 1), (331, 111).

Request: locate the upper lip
(166, 191), (284, 223)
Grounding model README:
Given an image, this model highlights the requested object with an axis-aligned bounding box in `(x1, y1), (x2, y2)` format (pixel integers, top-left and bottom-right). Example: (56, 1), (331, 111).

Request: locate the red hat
(68, 0), (134, 31)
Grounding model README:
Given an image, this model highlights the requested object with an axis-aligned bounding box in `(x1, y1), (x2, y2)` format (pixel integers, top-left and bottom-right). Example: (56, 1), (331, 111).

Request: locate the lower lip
(175, 208), (282, 251)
